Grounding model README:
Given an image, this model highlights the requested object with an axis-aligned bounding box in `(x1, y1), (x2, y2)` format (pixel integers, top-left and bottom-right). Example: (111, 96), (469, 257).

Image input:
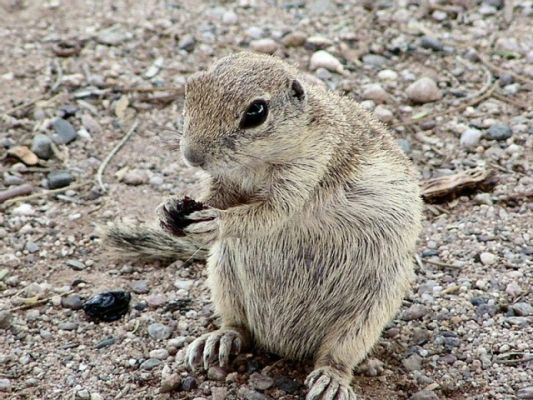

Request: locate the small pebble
(377, 69), (398, 81)
(397, 139), (412, 155)
(61, 295), (83, 310)
(479, 252), (497, 266)
(401, 304), (428, 321)
(362, 83), (390, 103)
(249, 372), (274, 390)
(250, 38), (279, 54)
(511, 302), (533, 316)
(420, 36), (444, 51)
(25, 241), (39, 253)
(181, 376), (198, 391)
(402, 354), (423, 371)
(207, 366), (227, 381)
(141, 358), (161, 370)
(148, 323), (172, 340)
(282, 31), (307, 47)
(146, 294), (167, 308)
(517, 386), (533, 399)
(58, 321), (79, 331)
(460, 128), (482, 149)
(374, 105), (393, 122)
(406, 77), (442, 103)
(149, 348), (169, 360)
(178, 34), (196, 52)
(506, 281), (522, 298)
(52, 118), (78, 144)
(309, 50), (343, 73)
(66, 259), (85, 271)
(130, 280), (150, 294)
(31, 134), (53, 159)
(160, 373), (181, 393)
(238, 388), (270, 400)
(410, 390), (439, 400)
(0, 310), (12, 330)
(221, 10), (238, 25)
(0, 378), (11, 392)
(47, 170), (74, 189)
(362, 54), (387, 67)
(486, 123), (512, 140)
(97, 27), (131, 45)
(122, 169), (148, 186)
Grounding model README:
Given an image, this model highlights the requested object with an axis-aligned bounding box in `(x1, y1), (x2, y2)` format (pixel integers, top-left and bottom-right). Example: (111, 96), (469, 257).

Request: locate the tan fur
(103, 53), (422, 399)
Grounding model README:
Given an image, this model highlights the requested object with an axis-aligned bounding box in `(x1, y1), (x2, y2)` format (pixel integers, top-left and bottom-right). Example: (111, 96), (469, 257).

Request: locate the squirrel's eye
(239, 100), (268, 129)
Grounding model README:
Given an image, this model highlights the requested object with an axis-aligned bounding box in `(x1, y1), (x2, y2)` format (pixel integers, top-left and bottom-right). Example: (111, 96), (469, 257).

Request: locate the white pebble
(406, 77), (442, 103)
(309, 50), (343, 73)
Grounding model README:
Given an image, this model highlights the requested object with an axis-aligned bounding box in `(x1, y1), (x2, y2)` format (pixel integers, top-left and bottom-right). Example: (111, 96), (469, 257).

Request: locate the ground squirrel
(102, 52), (423, 399)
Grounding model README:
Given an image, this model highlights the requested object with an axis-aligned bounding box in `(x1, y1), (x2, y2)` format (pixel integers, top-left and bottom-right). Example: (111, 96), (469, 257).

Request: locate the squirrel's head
(181, 52), (310, 177)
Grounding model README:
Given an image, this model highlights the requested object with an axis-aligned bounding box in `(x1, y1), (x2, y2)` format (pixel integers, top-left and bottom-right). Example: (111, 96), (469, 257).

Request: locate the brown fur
(103, 53), (422, 400)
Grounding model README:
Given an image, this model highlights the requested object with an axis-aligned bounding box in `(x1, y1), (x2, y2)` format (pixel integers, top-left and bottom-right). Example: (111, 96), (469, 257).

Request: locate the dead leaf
(7, 145), (39, 165)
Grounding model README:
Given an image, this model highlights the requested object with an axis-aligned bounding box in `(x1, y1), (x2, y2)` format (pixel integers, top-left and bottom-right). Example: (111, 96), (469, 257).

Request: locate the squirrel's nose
(182, 145), (205, 167)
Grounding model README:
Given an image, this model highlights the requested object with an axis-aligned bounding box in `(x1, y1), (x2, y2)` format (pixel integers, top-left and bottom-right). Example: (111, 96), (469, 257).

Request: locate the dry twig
(96, 119), (139, 193)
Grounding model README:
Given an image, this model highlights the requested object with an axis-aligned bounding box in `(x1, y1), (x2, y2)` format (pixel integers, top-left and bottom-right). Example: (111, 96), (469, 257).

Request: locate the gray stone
(517, 386), (533, 399)
(148, 323), (172, 340)
(140, 358), (161, 370)
(238, 388), (270, 400)
(397, 139), (412, 155)
(97, 27), (131, 46)
(25, 241), (39, 253)
(410, 390), (439, 400)
(512, 302), (533, 316)
(47, 170), (74, 189)
(31, 134), (53, 159)
(249, 372), (274, 390)
(61, 295), (83, 310)
(58, 321), (79, 331)
(362, 54), (388, 67)
(146, 294), (167, 308)
(65, 259), (85, 271)
(402, 354), (423, 371)
(460, 128), (482, 149)
(401, 304), (428, 321)
(95, 337), (116, 349)
(179, 34), (196, 52)
(0, 378), (11, 392)
(207, 366), (227, 381)
(274, 376), (300, 393)
(0, 310), (12, 330)
(420, 36), (444, 51)
(3, 173), (25, 186)
(130, 280), (150, 294)
(499, 73), (513, 87)
(487, 123), (512, 140)
(181, 376), (197, 391)
(52, 118), (77, 144)
(406, 77), (442, 103)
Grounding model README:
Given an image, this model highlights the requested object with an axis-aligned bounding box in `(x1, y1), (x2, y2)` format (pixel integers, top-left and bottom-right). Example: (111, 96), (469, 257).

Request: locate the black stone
(83, 291), (131, 322)
(47, 170), (74, 189)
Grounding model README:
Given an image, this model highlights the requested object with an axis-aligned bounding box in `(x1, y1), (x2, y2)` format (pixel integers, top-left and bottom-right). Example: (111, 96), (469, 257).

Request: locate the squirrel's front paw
(185, 329), (242, 370)
(158, 196), (215, 239)
(305, 367), (357, 400)
(184, 209), (220, 246)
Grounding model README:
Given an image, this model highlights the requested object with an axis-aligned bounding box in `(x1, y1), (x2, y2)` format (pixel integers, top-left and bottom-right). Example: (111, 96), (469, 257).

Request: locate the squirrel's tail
(98, 221), (207, 263)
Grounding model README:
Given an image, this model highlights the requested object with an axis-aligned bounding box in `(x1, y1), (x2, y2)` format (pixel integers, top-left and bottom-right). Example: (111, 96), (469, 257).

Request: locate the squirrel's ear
(290, 79), (305, 101)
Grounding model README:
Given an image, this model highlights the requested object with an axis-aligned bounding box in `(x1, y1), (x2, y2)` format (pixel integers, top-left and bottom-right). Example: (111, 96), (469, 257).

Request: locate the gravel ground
(0, 1), (532, 399)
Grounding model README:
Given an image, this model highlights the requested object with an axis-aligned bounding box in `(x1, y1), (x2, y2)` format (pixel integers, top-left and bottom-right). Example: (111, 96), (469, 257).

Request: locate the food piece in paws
(160, 196), (214, 237)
